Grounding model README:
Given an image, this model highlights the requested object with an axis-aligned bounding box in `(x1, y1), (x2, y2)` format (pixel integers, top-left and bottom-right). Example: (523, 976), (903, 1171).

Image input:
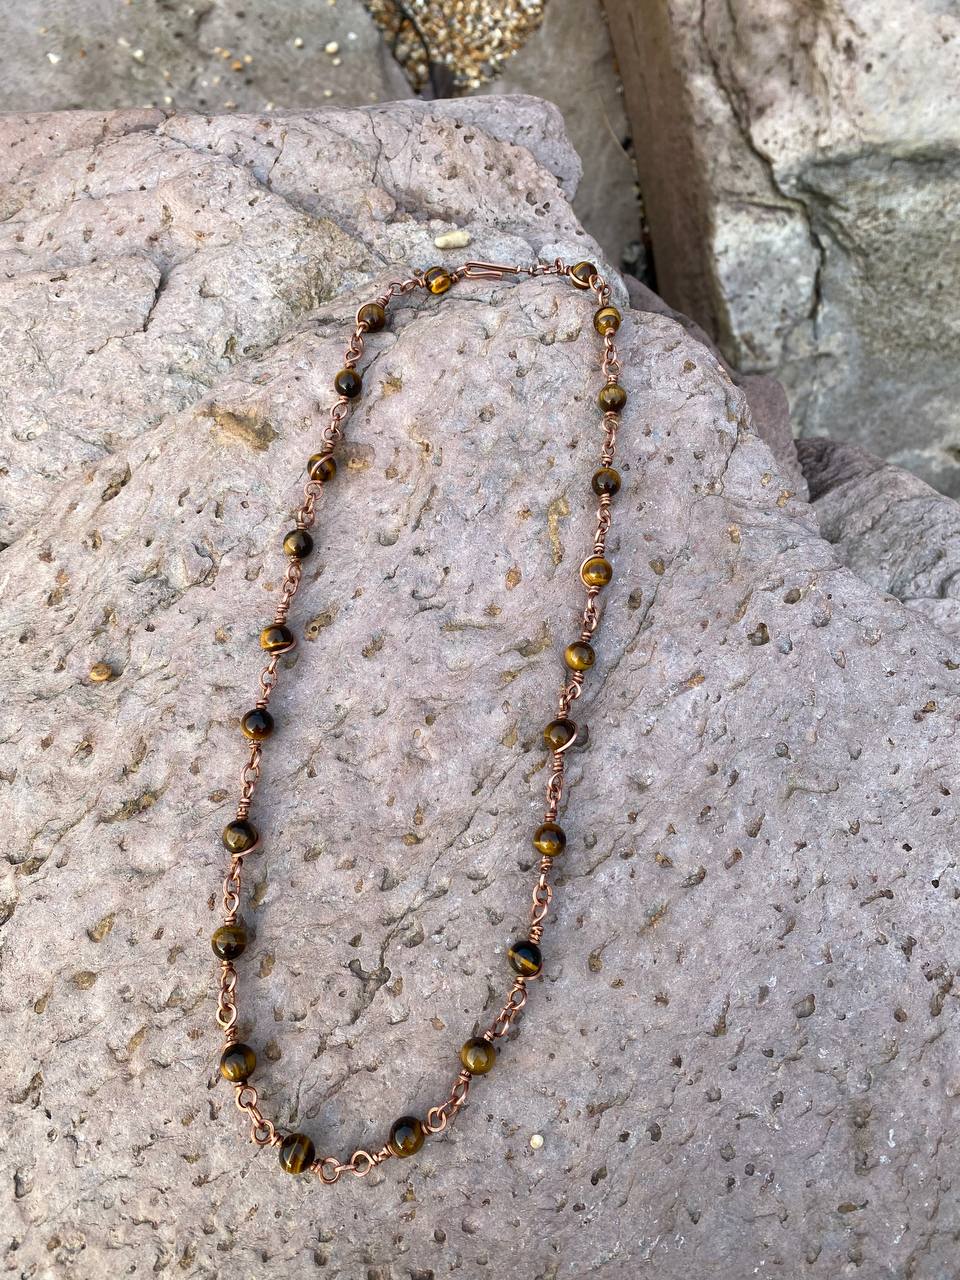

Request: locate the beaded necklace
(211, 258), (627, 1182)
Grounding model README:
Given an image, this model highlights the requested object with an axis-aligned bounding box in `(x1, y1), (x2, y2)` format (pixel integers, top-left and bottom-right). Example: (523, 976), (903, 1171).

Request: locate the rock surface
(801, 437), (960, 639)
(3, 0), (412, 113)
(477, 0), (642, 269)
(602, 0), (960, 497)
(2, 104), (960, 1280)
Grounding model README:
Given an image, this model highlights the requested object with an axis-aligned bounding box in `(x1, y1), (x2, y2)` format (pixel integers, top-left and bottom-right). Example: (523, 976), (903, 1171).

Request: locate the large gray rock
(2, 104), (960, 1280)
(477, 0), (642, 269)
(602, 0), (960, 497)
(2, 0), (412, 113)
(801, 437), (960, 638)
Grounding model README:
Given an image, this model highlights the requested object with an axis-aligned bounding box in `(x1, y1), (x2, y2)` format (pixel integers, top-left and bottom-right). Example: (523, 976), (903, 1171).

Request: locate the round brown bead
(593, 305), (621, 334)
(334, 367), (362, 398)
(532, 821), (566, 857)
(260, 624), (295, 653)
(598, 382), (627, 413)
(387, 1115), (426, 1159)
(241, 707), (274, 741)
(308, 453), (337, 483)
(282, 528), (314, 559)
(357, 301), (386, 331)
(222, 819), (258, 854)
(423, 266), (452, 296)
(279, 1132), (315, 1175)
(543, 718), (577, 751)
(564, 640), (595, 672)
(211, 921), (248, 960)
(219, 1042), (256, 1083)
(570, 260), (598, 289)
(591, 466), (621, 496)
(459, 1037), (497, 1075)
(508, 939), (542, 977)
(581, 556), (613, 588)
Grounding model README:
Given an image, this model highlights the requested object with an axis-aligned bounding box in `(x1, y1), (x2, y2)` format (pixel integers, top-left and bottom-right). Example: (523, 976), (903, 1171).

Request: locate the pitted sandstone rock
(1, 105), (959, 1280)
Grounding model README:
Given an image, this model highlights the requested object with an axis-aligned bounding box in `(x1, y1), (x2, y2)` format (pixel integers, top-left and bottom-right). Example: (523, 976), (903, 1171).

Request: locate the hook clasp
(457, 260), (519, 280)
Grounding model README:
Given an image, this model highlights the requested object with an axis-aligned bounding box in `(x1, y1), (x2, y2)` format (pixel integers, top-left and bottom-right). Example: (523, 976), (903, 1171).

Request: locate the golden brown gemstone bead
(423, 266), (452, 295)
(570, 260), (598, 289)
(241, 707), (274, 741)
(260, 624), (295, 652)
(460, 1037), (497, 1075)
(543, 718), (577, 751)
(593, 305), (621, 334)
(279, 1132), (315, 1174)
(334, 367), (362, 398)
(308, 453), (337, 483)
(581, 556), (613, 588)
(211, 921), (248, 960)
(222, 819), (258, 854)
(591, 466), (621, 496)
(532, 821), (566, 857)
(220, 1042), (256, 1083)
(508, 939), (542, 977)
(282, 528), (314, 559)
(388, 1115), (426, 1158)
(564, 640), (595, 672)
(357, 301), (386, 331)
(598, 382), (627, 413)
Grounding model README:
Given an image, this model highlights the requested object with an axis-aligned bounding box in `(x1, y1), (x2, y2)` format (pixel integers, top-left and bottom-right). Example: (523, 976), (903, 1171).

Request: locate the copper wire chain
(215, 259), (622, 1179)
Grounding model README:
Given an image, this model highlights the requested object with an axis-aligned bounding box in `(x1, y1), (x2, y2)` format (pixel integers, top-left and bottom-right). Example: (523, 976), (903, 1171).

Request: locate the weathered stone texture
(478, 0), (642, 268)
(2, 0), (412, 113)
(2, 105), (960, 1279)
(602, 0), (960, 496)
(801, 437), (960, 639)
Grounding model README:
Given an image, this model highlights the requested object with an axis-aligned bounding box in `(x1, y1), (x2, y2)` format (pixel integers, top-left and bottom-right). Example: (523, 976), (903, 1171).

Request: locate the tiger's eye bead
(570, 260), (598, 289)
(593, 305), (621, 334)
(308, 453), (337, 483)
(357, 301), (386, 331)
(211, 921), (248, 960)
(564, 640), (595, 672)
(241, 707), (274, 741)
(598, 382), (627, 413)
(220, 1042), (256, 1082)
(460, 1037), (497, 1075)
(387, 1115), (426, 1158)
(222, 819), (258, 854)
(532, 821), (566, 857)
(334, 366), (362, 398)
(508, 939), (543, 977)
(423, 266), (452, 295)
(282, 528), (314, 559)
(581, 556), (613, 588)
(591, 466), (621, 496)
(279, 1132), (316, 1175)
(543, 718), (577, 751)
(260, 624), (295, 652)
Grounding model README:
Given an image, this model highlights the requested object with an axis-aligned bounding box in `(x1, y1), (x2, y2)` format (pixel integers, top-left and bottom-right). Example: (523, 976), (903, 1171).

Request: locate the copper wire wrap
(214, 259), (624, 1180)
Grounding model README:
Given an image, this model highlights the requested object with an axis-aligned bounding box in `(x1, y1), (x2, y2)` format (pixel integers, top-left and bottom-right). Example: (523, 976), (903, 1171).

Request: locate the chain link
(213, 258), (624, 1180)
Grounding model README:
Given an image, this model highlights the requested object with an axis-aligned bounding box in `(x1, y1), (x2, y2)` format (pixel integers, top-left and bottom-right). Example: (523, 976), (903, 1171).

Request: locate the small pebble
(89, 663), (115, 683)
(46, 51), (61, 64)
(530, 1133), (544, 1150)
(434, 228), (472, 249)
(325, 40), (339, 54)
(293, 36), (304, 48)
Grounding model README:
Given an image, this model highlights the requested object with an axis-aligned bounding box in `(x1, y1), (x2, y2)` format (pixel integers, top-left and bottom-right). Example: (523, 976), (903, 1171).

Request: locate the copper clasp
(458, 260), (519, 280)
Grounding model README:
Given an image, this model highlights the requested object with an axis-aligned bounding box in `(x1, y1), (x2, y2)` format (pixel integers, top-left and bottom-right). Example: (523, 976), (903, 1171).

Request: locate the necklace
(211, 257), (627, 1183)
